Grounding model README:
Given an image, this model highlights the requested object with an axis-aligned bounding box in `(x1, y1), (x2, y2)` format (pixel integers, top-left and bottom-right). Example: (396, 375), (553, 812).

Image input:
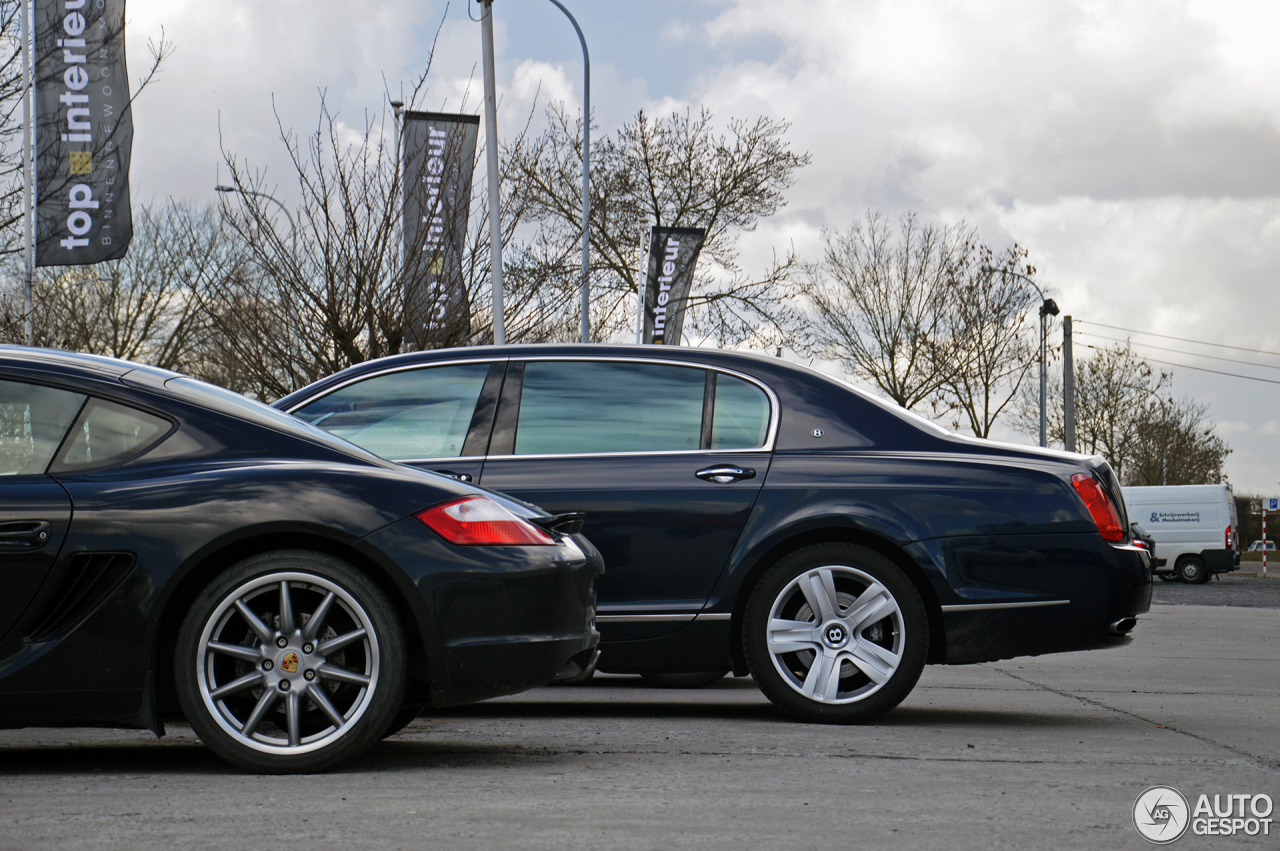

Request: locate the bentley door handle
(433, 469), (474, 483)
(695, 466), (756, 484)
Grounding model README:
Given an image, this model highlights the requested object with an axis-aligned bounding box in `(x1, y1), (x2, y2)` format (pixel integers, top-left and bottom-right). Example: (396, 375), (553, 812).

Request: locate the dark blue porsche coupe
(278, 344), (1152, 725)
(0, 347), (602, 772)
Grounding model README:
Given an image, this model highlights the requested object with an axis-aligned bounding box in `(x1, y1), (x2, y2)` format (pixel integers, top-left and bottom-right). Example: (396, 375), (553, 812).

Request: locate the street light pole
(479, 0), (505, 344)
(1063, 315), (1076, 452)
(543, 0), (591, 344)
(390, 100), (405, 269)
(20, 0), (32, 345)
(982, 266), (1058, 448)
(214, 186), (298, 257)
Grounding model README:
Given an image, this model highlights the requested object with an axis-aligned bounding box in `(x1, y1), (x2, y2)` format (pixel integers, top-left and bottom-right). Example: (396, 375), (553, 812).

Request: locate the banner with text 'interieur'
(641, 226), (705, 345)
(402, 111), (479, 349)
(34, 0), (133, 266)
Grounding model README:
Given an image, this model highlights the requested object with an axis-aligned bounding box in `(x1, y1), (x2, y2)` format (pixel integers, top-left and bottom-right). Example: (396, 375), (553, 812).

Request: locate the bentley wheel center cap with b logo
(822, 621), (849, 650)
(279, 651), (300, 674)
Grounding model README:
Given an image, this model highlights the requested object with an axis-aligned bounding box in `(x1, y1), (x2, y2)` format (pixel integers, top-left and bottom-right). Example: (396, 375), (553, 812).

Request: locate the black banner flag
(641, 226), (705, 346)
(402, 111), (479, 349)
(34, 0), (133, 266)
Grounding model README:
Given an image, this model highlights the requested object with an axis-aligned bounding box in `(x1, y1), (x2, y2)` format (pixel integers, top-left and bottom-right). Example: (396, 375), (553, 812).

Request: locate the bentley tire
(175, 550), (407, 773)
(744, 543), (927, 724)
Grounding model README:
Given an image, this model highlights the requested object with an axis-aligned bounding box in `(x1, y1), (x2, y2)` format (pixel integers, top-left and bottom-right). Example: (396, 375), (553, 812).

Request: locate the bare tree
(0, 200), (239, 373)
(935, 245), (1040, 437)
(1015, 342), (1167, 477)
(205, 97), (407, 399)
(1126, 395), (1231, 486)
(506, 105), (810, 344)
(799, 211), (962, 409)
(204, 81), (553, 400)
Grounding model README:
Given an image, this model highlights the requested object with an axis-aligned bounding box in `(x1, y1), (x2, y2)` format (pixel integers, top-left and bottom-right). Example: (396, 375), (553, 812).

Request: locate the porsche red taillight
(415, 496), (555, 546)
(1070, 473), (1125, 543)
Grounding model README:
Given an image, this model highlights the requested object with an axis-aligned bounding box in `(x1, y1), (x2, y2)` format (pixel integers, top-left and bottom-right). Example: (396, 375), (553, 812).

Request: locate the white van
(1121, 484), (1240, 583)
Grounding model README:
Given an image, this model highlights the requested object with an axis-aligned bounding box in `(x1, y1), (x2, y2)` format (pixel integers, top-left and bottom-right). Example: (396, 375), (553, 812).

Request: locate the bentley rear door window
(711, 374), (770, 449)
(515, 361), (705, 455)
(293, 363), (491, 460)
(0, 380), (86, 475)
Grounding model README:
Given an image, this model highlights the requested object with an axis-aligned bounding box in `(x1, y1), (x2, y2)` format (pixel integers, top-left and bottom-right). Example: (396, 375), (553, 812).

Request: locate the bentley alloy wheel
(744, 544), (927, 724)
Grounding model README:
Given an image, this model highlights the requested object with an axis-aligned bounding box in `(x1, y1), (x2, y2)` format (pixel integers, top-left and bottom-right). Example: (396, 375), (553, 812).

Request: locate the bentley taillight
(1070, 473), (1125, 543)
(415, 496), (555, 546)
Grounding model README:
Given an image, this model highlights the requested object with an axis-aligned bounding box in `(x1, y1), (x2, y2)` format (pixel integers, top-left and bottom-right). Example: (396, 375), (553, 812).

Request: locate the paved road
(1153, 572), (1280, 608)
(1, 603), (1277, 850)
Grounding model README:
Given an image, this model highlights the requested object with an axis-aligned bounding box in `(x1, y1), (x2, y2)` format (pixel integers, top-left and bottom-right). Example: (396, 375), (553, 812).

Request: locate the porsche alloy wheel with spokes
(744, 544), (927, 724)
(176, 551), (406, 773)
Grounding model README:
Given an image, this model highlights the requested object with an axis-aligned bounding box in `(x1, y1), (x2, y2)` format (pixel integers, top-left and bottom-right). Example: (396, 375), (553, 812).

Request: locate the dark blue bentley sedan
(0, 348), (601, 772)
(277, 344), (1152, 725)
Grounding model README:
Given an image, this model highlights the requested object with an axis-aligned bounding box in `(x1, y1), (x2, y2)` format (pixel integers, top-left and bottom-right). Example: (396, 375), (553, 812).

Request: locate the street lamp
(982, 265), (1058, 448)
(214, 185), (298, 258)
(543, 0), (591, 344)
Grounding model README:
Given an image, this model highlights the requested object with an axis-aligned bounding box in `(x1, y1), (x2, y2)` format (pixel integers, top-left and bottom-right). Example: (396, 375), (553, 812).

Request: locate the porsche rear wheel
(382, 702), (428, 739)
(175, 550), (407, 773)
(744, 544), (927, 724)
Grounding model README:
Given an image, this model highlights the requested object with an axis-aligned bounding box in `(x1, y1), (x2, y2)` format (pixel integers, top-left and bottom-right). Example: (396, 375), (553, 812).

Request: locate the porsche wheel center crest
(280, 651), (300, 674)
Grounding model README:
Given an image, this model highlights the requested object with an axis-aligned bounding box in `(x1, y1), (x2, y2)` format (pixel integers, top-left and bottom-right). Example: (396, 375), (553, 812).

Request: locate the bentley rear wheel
(744, 544), (927, 724)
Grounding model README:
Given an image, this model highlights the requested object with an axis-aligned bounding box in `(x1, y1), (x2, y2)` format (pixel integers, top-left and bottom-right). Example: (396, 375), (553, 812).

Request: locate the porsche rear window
(0, 380), (86, 475)
(49, 398), (172, 474)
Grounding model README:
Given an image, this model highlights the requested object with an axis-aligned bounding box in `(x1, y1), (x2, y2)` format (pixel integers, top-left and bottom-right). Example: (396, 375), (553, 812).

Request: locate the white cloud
(1217, 420), (1254, 436)
(113, 0), (1280, 490)
(692, 0), (1280, 490)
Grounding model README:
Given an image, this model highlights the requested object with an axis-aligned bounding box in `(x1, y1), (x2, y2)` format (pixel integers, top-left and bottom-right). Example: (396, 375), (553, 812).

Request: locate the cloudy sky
(122, 0), (1280, 495)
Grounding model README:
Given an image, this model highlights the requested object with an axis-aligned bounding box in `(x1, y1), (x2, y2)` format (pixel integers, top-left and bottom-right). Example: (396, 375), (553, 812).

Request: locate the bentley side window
(515, 361), (705, 455)
(292, 363), (492, 460)
(711, 374), (770, 449)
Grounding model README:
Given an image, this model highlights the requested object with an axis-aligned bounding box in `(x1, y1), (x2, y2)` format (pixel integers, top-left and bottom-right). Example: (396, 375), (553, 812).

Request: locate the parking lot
(1153, 572), (1280, 608)
(0, 577), (1275, 850)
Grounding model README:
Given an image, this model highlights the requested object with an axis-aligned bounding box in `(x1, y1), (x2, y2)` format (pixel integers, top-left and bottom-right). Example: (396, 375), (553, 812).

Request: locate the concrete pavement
(0, 603), (1276, 850)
